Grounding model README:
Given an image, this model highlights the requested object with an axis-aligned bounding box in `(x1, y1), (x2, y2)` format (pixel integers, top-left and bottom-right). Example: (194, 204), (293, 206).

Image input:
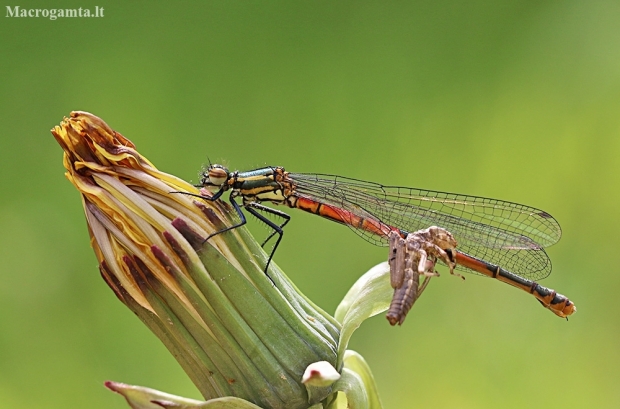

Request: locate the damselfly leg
(171, 189), (289, 279)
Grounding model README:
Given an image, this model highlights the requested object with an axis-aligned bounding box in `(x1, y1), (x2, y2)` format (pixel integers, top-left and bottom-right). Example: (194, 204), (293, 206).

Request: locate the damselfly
(182, 164), (575, 318)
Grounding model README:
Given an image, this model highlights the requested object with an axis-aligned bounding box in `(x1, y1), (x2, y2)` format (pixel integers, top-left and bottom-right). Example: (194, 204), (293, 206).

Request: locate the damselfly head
(201, 164), (230, 188)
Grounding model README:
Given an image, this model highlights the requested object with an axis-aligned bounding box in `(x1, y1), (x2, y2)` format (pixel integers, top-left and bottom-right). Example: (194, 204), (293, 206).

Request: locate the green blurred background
(1, 1), (619, 408)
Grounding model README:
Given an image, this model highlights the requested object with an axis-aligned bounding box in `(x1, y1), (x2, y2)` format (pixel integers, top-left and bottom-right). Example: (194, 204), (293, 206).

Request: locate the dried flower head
(52, 111), (388, 409)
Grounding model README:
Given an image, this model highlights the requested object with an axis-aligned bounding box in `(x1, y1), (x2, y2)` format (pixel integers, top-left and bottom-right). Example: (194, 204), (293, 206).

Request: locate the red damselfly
(180, 164), (575, 318)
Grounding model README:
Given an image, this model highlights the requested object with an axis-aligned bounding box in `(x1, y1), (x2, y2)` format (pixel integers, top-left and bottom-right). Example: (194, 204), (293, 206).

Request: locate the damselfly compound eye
(205, 165), (229, 187)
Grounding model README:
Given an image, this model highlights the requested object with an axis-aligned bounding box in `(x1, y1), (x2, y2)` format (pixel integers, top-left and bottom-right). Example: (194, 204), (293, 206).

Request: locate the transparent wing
(288, 172), (561, 280)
